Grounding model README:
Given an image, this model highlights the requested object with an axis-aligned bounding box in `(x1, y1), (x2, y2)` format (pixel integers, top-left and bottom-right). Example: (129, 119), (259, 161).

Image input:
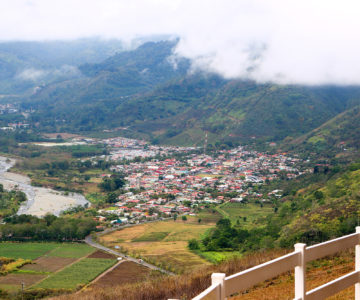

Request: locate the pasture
(99, 219), (215, 273)
(216, 202), (273, 228)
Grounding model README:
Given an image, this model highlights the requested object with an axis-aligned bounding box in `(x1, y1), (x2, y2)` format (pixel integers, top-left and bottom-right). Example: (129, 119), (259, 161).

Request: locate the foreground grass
(34, 258), (116, 289)
(53, 249), (355, 300)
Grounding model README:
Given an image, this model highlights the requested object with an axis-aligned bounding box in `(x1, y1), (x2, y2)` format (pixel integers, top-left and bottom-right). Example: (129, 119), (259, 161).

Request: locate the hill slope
(0, 38), (124, 95)
(19, 39), (360, 147)
(285, 105), (360, 160)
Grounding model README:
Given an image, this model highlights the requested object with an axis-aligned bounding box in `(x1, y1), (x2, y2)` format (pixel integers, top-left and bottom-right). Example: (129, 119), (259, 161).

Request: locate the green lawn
(34, 258), (116, 289)
(0, 242), (94, 260)
(0, 243), (59, 259)
(46, 243), (94, 258)
(133, 231), (170, 242)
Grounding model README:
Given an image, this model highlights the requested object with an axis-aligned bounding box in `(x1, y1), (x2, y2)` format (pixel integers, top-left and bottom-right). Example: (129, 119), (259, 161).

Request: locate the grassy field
(34, 258), (116, 289)
(196, 208), (222, 224)
(0, 242), (105, 292)
(0, 243), (59, 259)
(46, 243), (95, 258)
(216, 202), (273, 229)
(0, 242), (94, 260)
(100, 218), (216, 273)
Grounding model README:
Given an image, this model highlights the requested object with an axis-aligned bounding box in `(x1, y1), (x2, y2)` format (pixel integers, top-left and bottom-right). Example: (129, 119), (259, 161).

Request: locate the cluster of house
(103, 137), (197, 161)
(94, 142), (308, 226)
(0, 104), (35, 131)
(1, 122), (30, 131)
(0, 104), (18, 115)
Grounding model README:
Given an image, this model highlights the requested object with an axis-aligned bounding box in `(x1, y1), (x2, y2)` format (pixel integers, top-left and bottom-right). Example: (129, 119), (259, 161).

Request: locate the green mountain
(0, 38), (124, 95)
(285, 105), (360, 160)
(20, 40), (360, 148)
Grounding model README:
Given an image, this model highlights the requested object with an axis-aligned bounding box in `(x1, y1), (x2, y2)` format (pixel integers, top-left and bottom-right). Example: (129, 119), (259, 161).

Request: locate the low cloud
(17, 65), (80, 81)
(17, 68), (47, 81)
(2, 0), (360, 85)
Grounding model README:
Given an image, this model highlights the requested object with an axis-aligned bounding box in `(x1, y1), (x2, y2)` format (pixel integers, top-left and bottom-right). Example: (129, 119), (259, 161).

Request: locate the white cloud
(17, 65), (80, 81)
(17, 68), (48, 81)
(1, 0), (360, 84)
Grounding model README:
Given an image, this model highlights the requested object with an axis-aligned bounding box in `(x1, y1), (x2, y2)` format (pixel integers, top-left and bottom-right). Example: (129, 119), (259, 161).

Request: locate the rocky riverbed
(0, 156), (90, 217)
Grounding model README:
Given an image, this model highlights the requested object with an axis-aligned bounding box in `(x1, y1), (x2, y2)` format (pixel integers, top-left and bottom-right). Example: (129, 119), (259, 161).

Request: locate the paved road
(85, 233), (175, 276)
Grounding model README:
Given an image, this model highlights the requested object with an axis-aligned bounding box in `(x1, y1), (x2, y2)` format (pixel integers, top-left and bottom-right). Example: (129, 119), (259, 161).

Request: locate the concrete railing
(180, 227), (360, 300)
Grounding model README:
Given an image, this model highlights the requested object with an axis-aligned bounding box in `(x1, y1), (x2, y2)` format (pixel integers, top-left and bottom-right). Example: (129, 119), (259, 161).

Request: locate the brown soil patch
(87, 250), (116, 259)
(91, 261), (151, 288)
(21, 257), (77, 273)
(0, 274), (46, 286)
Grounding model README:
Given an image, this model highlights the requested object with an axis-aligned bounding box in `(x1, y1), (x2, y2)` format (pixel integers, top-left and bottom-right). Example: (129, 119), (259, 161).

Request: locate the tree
(188, 239), (200, 250)
(314, 190), (324, 200)
(182, 215), (187, 222)
(106, 192), (118, 204)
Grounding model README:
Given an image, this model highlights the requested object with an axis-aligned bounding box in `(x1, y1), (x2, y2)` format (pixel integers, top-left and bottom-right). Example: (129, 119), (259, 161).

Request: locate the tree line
(0, 214), (96, 241)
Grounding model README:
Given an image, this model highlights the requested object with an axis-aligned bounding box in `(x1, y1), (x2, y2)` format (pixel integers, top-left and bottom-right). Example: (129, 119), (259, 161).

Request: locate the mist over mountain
(14, 39), (359, 151)
(0, 38), (124, 94)
(1, 2), (360, 300)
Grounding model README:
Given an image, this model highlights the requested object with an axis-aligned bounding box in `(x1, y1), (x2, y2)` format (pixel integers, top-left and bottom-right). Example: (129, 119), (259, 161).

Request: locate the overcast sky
(1, 0), (360, 85)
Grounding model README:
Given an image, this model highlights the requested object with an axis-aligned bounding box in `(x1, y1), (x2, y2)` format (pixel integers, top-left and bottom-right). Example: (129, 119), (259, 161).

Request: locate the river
(0, 156), (90, 217)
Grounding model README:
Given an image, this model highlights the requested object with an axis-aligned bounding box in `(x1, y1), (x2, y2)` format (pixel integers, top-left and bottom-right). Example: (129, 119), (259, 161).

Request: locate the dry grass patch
(99, 221), (214, 273)
(231, 249), (354, 300)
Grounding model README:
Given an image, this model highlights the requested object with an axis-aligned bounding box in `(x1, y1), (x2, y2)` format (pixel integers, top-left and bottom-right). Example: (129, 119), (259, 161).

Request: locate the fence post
(294, 243), (306, 300)
(212, 273), (226, 300)
(356, 226), (360, 300)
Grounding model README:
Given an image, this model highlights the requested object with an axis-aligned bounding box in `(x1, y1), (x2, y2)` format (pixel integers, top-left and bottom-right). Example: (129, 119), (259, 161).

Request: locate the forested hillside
(285, 105), (360, 160)
(0, 38), (124, 95)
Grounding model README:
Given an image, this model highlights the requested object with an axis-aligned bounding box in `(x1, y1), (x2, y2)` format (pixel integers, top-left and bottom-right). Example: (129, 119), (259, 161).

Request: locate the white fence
(184, 227), (360, 300)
